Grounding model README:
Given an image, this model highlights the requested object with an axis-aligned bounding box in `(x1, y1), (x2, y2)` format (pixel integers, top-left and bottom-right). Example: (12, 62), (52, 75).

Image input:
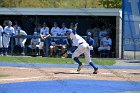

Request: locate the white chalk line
(0, 76), (46, 81)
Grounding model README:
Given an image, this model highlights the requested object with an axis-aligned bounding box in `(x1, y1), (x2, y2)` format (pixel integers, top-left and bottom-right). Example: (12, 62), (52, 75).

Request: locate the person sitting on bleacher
(60, 23), (68, 36)
(50, 22), (60, 56)
(55, 38), (68, 57)
(98, 34), (112, 51)
(28, 32), (40, 56)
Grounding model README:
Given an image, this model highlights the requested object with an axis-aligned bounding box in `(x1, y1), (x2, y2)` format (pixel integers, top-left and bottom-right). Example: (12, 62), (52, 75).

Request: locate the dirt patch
(0, 66), (140, 84)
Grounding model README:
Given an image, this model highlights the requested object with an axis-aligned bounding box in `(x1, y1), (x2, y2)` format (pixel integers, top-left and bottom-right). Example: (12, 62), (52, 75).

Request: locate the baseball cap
(34, 32), (38, 35)
(66, 29), (72, 35)
(17, 27), (21, 30)
(87, 32), (92, 36)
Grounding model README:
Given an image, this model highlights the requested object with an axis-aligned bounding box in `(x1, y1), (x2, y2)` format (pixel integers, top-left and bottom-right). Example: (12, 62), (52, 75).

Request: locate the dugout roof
(0, 8), (121, 16)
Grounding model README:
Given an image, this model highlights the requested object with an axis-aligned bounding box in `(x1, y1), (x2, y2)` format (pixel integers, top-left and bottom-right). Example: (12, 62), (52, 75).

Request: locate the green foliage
(99, 0), (122, 8)
(0, 0), (121, 8)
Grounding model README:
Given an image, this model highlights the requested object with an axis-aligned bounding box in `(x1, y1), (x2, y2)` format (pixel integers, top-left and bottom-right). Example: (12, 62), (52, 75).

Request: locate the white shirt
(31, 38), (40, 45)
(70, 32), (87, 46)
(3, 26), (15, 36)
(15, 30), (27, 36)
(40, 27), (49, 36)
(0, 26), (3, 35)
(51, 27), (60, 36)
(99, 30), (107, 39)
(15, 30), (27, 45)
(101, 37), (112, 46)
(60, 27), (68, 36)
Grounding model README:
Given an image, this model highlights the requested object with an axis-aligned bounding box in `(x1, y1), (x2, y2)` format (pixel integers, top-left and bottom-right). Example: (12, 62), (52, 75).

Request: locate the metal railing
(11, 35), (87, 56)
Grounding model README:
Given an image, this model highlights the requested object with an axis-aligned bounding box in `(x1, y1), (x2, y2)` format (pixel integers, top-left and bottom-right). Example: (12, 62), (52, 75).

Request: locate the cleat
(93, 68), (98, 74)
(77, 64), (83, 72)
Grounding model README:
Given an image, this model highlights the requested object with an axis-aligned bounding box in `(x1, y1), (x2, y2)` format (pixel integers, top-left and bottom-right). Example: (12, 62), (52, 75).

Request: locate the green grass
(0, 56), (115, 65)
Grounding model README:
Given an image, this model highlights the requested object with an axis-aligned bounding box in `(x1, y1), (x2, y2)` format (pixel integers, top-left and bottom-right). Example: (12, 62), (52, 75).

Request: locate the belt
(79, 42), (83, 45)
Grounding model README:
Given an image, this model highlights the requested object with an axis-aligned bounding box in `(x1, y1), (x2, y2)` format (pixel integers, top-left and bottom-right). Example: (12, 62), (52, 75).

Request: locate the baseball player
(86, 32), (95, 57)
(0, 25), (3, 55)
(2, 21), (15, 55)
(40, 22), (49, 38)
(50, 22), (60, 56)
(13, 21), (21, 32)
(40, 22), (50, 56)
(15, 27), (27, 54)
(69, 22), (78, 31)
(28, 32), (41, 55)
(50, 22), (60, 36)
(65, 29), (98, 74)
(60, 23), (68, 36)
(98, 34), (112, 51)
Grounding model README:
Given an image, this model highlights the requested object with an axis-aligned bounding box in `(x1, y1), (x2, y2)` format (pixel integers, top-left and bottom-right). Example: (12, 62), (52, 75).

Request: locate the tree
(99, 0), (122, 8)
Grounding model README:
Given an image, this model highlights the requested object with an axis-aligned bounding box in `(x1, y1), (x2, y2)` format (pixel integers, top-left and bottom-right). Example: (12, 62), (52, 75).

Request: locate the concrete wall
(124, 51), (140, 59)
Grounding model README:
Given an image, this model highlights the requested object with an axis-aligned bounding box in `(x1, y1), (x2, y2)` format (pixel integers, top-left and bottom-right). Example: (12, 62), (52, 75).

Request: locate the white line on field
(101, 73), (113, 75)
(0, 76), (45, 81)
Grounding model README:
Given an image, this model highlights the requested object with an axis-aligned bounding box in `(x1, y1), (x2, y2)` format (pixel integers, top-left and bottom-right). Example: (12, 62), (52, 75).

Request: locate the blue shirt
(86, 37), (94, 46)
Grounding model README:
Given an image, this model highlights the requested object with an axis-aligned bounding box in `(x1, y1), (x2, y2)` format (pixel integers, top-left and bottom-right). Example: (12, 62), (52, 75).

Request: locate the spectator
(27, 32), (41, 56)
(14, 27), (27, 55)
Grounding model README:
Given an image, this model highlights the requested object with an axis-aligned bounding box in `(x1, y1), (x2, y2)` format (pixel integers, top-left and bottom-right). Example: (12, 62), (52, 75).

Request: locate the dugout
(0, 8), (122, 58)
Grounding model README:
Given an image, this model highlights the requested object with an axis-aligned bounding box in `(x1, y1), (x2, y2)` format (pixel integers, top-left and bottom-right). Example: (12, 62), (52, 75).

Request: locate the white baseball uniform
(15, 30), (27, 47)
(40, 27), (49, 49)
(51, 27), (60, 36)
(40, 27), (49, 36)
(29, 37), (41, 49)
(3, 26), (15, 48)
(70, 32), (91, 63)
(60, 27), (68, 36)
(99, 30), (107, 39)
(98, 37), (112, 51)
(0, 26), (3, 48)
